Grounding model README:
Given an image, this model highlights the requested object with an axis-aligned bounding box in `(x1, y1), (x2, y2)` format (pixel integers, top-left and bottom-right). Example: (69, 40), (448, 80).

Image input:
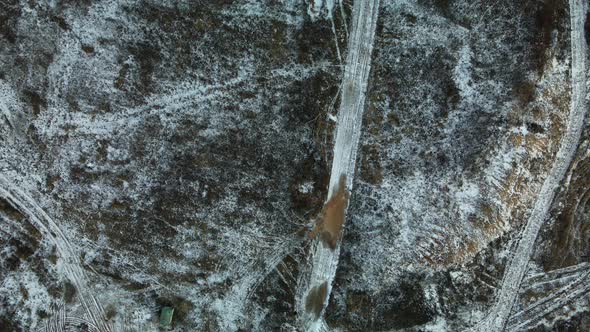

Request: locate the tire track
(295, 1), (380, 330)
(471, 0), (588, 330)
(0, 174), (112, 332)
(507, 270), (590, 330)
(523, 262), (589, 288)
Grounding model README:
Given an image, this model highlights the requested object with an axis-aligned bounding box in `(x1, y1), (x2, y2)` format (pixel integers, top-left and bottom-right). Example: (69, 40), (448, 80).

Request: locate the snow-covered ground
(0, 174), (111, 331)
(1, 0), (589, 330)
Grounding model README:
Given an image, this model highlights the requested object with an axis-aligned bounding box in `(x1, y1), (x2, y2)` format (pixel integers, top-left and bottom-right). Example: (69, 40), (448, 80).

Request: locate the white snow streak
(307, 0), (335, 21)
(296, 0), (380, 331)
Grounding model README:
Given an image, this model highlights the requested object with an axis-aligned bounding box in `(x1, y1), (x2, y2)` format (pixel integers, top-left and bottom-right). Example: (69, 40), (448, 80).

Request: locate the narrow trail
(295, 0), (380, 330)
(507, 270), (590, 331)
(216, 238), (301, 330)
(523, 262), (589, 288)
(0, 174), (112, 332)
(471, 0), (588, 330)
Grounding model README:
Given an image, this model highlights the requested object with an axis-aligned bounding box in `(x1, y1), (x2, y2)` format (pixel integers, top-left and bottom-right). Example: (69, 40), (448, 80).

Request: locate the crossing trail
(0, 174), (112, 332)
(471, 0), (588, 330)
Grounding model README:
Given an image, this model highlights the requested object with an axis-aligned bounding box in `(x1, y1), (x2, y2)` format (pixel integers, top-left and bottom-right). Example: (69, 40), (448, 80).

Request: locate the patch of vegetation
(373, 280), (435, 329)
(63, 280), (77, 303)
(0, 0), (20, 43)
(533, 0), (566, 74)
(289, 152), (329, 218)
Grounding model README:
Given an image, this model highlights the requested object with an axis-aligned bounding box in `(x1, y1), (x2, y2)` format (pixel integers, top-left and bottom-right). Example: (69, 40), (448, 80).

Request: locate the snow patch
(307, 0), (335, 21)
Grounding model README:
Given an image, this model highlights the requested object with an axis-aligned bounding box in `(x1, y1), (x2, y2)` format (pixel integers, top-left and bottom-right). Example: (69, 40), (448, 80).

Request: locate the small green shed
(159, 306), (174, 327)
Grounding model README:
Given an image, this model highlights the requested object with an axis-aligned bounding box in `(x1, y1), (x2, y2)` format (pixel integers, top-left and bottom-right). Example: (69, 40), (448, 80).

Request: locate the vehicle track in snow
(295, 0), (380, 330)
(507, 269), (590, 331)
(0, 174), (112, 332)
(471, 0), (588, 330)
(523, 262), (589, 289)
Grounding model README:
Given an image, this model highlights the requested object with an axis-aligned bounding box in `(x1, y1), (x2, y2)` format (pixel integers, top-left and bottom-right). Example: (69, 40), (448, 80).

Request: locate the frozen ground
(1, 0), (589, 331)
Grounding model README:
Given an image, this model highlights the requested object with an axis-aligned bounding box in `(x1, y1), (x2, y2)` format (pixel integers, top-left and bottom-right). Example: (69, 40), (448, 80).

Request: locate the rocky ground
(0, 0), (589, 331)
